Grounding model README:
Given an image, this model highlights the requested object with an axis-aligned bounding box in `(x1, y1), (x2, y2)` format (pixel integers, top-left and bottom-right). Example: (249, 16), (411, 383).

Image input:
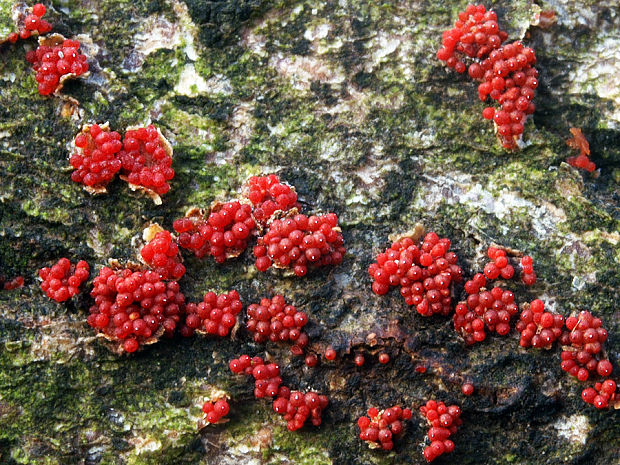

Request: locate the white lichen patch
(212, 103), (255, 165)
(568, 36), (620, 126)
(174, 63), (209, 96)
(270, 54), (346, 91)
(553, 414), (591, 445)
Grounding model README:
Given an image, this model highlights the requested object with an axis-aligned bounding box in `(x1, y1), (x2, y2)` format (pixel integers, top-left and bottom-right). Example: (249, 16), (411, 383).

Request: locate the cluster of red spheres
(245, 174), (298, 226)
(201, 398), (230, 424)
(581, 380), (617, 410)
(253, 213), (345, 276)
(87, 267), (185, 353)
(420, 400), (462, 462)
(520, 255), (537, 286)
(120, 125), (175, 197)
(560, 311), (611, 382)
(230, 355), (328, 431)
(39, 258), (89, 302)
(369, 232), (463, 316)
(454, 284), (518, 344)
(437, 4), (538, 149)
(483, 246), (514, 280)
(181, 290), (243, 338)
(140, 230), (185, 280)
(516, 299), (564, 349)
(174, 201), (255, 263)
(1, 275), (25, 291)
(70, 124), (122, 190)
(566, 128), (596, 173)
(246, 295), (308, 345)
(26, 38), (89, 96)
(357, 406), (412, 451)
(5, 4), (51, 43)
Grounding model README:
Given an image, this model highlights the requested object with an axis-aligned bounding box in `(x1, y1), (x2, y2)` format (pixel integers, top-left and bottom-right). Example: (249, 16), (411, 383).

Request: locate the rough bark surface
(0, 0), (618, 464)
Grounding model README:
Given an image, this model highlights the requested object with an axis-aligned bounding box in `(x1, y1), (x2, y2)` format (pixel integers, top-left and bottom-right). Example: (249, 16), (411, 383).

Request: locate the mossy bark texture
(1, 0), (618, 464)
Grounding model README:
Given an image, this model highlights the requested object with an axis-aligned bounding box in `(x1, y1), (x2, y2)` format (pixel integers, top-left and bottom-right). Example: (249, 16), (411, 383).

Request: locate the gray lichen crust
(0, 0), (618, 464)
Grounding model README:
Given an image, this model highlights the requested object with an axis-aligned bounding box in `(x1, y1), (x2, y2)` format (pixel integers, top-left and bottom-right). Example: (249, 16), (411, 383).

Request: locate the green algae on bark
(1, 0), (620, 464)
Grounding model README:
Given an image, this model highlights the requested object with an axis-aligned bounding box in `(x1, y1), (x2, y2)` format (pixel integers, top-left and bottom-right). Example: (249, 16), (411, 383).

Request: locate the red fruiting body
(369, 232), (463, 316)
(324, 347), (337, 360)
(357, 405), (412, 451)
(119, 125), (174, 196)
(253, 212), (345, 276)
(229, 355), (283, 398)
(26, 39), (89, 96)
(354, 354), (365, 367)
(420, 400), (462, 462)
(453, 285), (518, 345)
(516, 299), (564, 349)
(273, 388), (329, 431)
(3, 276), (25, 290)
(69, 124), (122, 190)
(566, 128), (596, 173)
(180, 290), (242, 338)
(520, 255), (537, 286)
(4, 4), (50, 45)
(245, 295), (308, 349)
(305, 354), (318, 367)
(559, 310), (611, 382)
(437, 5), (538, 150)
(244, 174), (298, 227)
(174, 202), (255, 262)
(140, 230), (185, 280)
(39, 258), (89, 302)
(484, 247), (515, 280)
(378, 353), (390, 364)
(461, 383), (474, 396)
(202, 398), (230, 424)
(87, 266), (185, 352)
(582, 379), (617, 410)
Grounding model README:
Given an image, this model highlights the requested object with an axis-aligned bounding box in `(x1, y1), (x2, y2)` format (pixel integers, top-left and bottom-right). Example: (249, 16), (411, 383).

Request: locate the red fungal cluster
(454, 282), (518, 344)
(174, 202), (255, 263)
(39, 258), (89, 302)
(273, 388), (329, 431)
(87, 266), (185, 353)
(246, 295), (309, 345)
(181, 290), (242, 338)
(357, 406), (412, 451)
(560, 311), (611, 382)
(253, 212), (345, 276)
(437, 4), (538, 149)
(70, 124), (122, 191)
(520, 255), (537, 286)
(369, 232), (463, 316)
(120, 125), (175, 197)
(201, 398), (230, 424)
(2, 275), (25, 290)
(230, 354), (328, 430)
(140, 230), (185, 280)
(26, 37), (89, 96)
(483, 246), (514, 280)
(582, 380), (617, 410)
(516, 299), (564, 349)
(420, 400), (462, 462)
(5, 3), (51, 44)
(245, 174), (298, 227)
(566, 128), (596, 173)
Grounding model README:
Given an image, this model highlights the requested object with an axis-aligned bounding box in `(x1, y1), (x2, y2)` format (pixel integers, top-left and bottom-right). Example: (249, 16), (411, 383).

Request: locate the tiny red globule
(201, 398), (230, 424)
(87, 266), (185, 353)
(244, 174), (298, 227)
(253, 212), (345, 276)
(520, 255), (537, 286)
(369, 231), (463, 317)
(26, 38), (89, 96)
(39, 258), (89, 302)
(559, 310), (611, 382)
(180, 290), (242, 338)
(357, 405), (412, 451)
(420, 400), (462, 462)
(69, 123), (122, 191)
(174, 202), (256, 263)
(140, 229), (185, 280)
